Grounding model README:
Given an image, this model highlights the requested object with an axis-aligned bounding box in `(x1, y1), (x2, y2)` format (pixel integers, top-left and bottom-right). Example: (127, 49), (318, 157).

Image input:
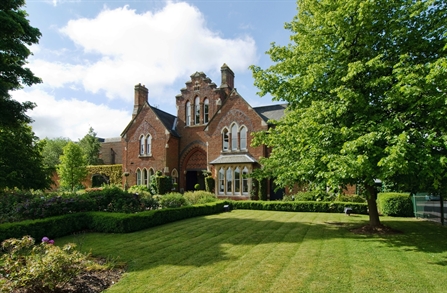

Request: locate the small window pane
(226, 168), (233, 193)
(240, 127), (247, 150)
(231, 124), (238, 150)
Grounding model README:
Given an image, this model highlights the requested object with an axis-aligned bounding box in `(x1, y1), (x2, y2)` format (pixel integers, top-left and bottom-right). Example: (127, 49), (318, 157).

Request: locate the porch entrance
(185, 170), (205, 191)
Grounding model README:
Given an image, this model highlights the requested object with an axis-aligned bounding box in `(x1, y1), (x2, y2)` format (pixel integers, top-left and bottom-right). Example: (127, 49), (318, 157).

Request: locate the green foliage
(230, 200), (368, 214)
(57, 142), (88, 192)
(157, 176), (173, 195)
(156, 192), (186, 208)
(194, 183), (201, 190)
(128, 184), (150, 194)
(0, 236), (103, 292)
(78, 127), (102, 165)
(0, 125), (51, 190)
(259, 179), (267, 201)
(250, 0), (447, 226)
(378, 193), (414, 217)
(205, 176), (215, 193)
(86, 164), (123, 186)
(0, 0), (42, 129)
(40, 137), (70, 170)
(183, 191), (217, 205)
(0, 202), (229, 240)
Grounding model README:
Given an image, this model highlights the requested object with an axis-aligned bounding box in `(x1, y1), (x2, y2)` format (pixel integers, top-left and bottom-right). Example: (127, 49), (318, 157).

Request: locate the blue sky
(14, 0), (297, 140)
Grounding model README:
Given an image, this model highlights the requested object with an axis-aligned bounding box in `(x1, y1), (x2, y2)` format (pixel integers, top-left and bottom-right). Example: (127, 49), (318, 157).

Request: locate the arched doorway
(92, 174), (110, 187)
(183, 148), (207, 191)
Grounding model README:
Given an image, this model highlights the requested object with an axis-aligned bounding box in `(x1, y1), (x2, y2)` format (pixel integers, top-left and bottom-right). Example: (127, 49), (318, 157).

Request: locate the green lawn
(58, 210), (447, 293)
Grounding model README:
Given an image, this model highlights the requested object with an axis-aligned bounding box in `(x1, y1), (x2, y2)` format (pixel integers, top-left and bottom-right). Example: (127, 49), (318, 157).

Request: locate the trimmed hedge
(378, 193), (413, 217)
(0, 201), (229, 242)
(1, 199), (373, 243)
(230, 200), (368, 214)
(0, 213), (89, 243)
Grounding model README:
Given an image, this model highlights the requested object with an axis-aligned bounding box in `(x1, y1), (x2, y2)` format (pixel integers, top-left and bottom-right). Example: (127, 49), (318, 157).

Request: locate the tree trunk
(366, 184), (381, 227)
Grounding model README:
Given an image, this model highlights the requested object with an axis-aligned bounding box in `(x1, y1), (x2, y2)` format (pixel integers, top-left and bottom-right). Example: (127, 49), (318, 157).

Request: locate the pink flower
(42, 237), (49, 243)
(48, 240), (54, 245)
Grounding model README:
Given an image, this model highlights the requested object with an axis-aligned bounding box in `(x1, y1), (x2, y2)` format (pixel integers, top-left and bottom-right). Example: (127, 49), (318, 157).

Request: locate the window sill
(139, 154), (152, 158)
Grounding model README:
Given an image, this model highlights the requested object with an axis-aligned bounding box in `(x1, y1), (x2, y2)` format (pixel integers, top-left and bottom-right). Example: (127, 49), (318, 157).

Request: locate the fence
(412, 193), (446, 225)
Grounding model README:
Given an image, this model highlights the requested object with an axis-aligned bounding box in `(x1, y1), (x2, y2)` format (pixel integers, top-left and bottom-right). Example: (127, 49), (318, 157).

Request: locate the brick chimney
(133, 83), (148, 119)
(220, 63), (234, 89)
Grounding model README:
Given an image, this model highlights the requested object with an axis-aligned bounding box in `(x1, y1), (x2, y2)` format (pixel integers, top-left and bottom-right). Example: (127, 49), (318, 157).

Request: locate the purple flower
(48, 240), (54, 245)
(42, 237), (49, 243)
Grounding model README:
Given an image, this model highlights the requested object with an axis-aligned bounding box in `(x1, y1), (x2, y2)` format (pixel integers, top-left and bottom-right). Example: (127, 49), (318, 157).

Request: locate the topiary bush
(378, 192), (413, 217)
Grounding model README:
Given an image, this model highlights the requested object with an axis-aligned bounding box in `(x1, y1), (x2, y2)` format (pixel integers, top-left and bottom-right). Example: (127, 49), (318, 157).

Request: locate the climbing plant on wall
(86, 164), (123, 186)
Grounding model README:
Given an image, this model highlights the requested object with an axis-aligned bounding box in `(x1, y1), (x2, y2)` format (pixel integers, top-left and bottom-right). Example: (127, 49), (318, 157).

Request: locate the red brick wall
(122, 104), (170, 186)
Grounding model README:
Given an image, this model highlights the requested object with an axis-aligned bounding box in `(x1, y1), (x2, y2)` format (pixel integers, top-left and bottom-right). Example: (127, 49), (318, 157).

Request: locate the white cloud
(12, 89), (130, 141)
(31, 2), (257, 102)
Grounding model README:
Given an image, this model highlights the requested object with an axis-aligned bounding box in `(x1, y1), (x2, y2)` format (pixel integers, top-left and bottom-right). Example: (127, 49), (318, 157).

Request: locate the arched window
(222, 128), (229, 151)
(226, 167), (233, 193)
(194, 96), (200, 124)
(231, 123), (238, 151)
(234, 167), (241, 194)
(204, 98), (209, 123)
(136, 169), (142, 185)
(171, 169), (178, 184)
(186, 101), (191, 126)
(143, 169), (148, 186)
(146, 134), (152, 155)
(242, 167), (249, 194)
(139, 135), (145, 155)
(219, 168), (225, 194)
(240, 126), (247, 150)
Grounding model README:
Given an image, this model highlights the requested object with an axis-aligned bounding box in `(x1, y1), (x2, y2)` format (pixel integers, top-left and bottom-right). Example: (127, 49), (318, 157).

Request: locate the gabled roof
(253, 103), (287, 123)
(151, 106), (180, 137)
(120, 103), (180, 138)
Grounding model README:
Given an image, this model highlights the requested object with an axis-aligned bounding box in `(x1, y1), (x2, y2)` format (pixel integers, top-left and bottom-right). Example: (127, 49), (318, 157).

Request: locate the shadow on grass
(59, 211), (447, 273)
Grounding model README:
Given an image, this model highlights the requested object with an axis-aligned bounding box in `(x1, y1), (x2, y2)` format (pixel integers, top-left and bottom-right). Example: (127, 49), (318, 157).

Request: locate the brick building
(120, 64), (287, 199)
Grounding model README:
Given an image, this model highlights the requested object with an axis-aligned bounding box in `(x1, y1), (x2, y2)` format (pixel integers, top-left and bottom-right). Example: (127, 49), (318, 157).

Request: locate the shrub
(138, 192), (160, 210)
(183, 191), (217, 205)
(157, 193), (186, 208)
(0, 236), (103, 292)
(336, 194), (366, 203)
(205, 176), (215, 193)
(157, 176), (173, 195)
(230, 200), (368, 214)
(293, 191), (319, 201)
(378, 193), (413, 217)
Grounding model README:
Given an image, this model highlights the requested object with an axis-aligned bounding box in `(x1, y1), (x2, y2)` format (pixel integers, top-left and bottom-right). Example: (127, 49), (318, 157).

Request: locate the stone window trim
(221, 122), (249, 153)
(217, 165), (251, 196)
(186, 101), (191, 126)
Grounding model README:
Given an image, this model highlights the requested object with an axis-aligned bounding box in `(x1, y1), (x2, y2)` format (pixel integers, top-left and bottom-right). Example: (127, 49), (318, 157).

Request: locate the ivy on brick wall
(86, 164), (123, 185)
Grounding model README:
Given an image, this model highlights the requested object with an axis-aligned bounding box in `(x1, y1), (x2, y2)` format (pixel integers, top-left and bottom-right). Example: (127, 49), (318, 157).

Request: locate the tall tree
(251, 0), (446, 227)
(57, 142), (88, 192)
(0, 0), (42, 129)
(78, 127), (102, 165)
(41, 137), (71, 170)
(0, 124), (51, 190)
